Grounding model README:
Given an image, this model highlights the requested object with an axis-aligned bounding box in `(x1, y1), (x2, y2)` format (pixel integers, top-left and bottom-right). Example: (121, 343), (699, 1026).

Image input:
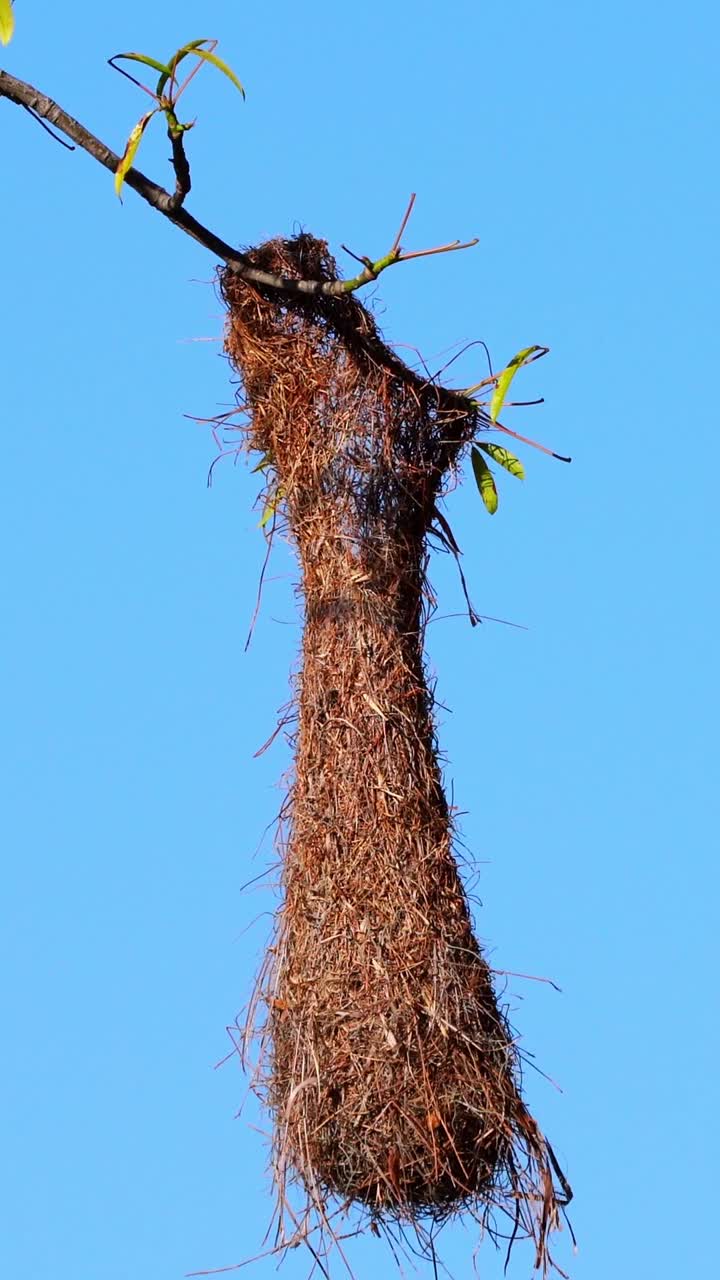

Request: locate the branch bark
(166, 121), (192, 210)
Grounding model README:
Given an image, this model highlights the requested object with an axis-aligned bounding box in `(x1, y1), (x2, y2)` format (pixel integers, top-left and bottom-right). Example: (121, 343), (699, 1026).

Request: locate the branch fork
(340, 193), (478, 294)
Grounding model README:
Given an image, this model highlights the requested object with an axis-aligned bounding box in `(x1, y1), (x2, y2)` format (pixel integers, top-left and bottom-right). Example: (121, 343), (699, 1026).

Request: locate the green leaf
(114, 110), (157, 198)
(489, 345), (543, 423)
(156, 40), (207, 99)
(471, 447), (498, 515)
(113, 51), (173, 78)
(477, 442), (525, 480)
(259, 484), (285, 528)
(186, 47), (246, 97)
(251, 452), (274, 474)
(0, 0), (15, 46)
(157, 40), (245, 101)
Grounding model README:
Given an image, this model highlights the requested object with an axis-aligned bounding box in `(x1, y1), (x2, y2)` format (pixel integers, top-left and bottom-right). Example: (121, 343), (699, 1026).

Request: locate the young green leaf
(259, 484), (285, 528)
(0, 0), (15, 46)
(114, 110), (157, 198)
(113, 51), (173, 79)
(251, 452), (274, 474)
(185, 47), (246, 97)
(156, 40), (208, 99)
(477, 442), (525, 480)
(489, 345), (543, 423)
(471, 446), (499, 515)
(157, 40), (245, 101)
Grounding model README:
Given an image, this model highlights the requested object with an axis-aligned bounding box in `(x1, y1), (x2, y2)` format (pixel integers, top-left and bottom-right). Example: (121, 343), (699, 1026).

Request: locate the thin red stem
(492, 420), (571, 462)
(390, 192), (416, 254)
(399, 237), (479, 262)
(171, 39), (217, 106)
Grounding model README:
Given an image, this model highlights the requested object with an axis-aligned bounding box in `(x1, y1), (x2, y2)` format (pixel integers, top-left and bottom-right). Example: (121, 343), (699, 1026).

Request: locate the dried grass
(220, 235), (571, 1274)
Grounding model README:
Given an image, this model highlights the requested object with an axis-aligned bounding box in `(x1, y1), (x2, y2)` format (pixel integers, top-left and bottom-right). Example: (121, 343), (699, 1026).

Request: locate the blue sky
(1, 2), (718, 1277)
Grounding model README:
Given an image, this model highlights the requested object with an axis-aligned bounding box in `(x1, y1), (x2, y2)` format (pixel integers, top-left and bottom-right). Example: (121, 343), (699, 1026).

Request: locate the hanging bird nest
(220, 234), (571, 1273)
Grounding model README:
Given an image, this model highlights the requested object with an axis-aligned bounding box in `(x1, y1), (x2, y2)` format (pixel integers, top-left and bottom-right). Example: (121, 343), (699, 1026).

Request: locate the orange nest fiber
(221, 235), (571, 1273)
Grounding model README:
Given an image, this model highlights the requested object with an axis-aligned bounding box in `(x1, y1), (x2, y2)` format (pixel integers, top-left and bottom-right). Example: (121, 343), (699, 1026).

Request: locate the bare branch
(338, 192), (478, 294)
(390, 191), (416, 254)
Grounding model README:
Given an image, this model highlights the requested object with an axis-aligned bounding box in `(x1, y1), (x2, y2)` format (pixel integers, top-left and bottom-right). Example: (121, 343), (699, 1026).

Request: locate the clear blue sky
(2, 3), (718, 1277)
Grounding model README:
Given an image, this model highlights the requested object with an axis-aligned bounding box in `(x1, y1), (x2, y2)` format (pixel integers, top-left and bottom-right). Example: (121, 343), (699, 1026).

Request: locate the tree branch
(0, 68), (341, 294)
(166, 119), (192, 210)
(0, 68), (477, 300)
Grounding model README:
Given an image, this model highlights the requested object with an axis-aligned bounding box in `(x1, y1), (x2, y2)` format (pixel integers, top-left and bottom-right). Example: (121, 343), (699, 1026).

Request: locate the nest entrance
(221, 235), (570, 1271)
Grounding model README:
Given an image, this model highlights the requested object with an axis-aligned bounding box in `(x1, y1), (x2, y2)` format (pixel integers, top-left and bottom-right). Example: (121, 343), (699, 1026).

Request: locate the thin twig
(400, 237), (479, 262)
(168, 42), (213, 105)
(19, 103), (76, 149)
(107, 55), (158, 99)
(245, 521), (276, 651)
(339, 243), (373, 269)
(433, 338), (494, 382)
(491, 968), (562, 993)
(390, 192), (416, 254)
(488, 418), (572, 462)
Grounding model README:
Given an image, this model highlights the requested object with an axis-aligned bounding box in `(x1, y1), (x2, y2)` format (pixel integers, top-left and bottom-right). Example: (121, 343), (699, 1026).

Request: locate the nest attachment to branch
(221, 235), (571, 1273)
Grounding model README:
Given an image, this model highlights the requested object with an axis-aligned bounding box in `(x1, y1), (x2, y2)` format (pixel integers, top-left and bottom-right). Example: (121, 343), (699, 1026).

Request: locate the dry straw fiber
(221, 235), (570, 1272)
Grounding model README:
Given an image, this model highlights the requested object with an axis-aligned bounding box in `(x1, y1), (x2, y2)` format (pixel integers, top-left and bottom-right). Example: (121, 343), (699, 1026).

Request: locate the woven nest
(221, 235), (570, 1272)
